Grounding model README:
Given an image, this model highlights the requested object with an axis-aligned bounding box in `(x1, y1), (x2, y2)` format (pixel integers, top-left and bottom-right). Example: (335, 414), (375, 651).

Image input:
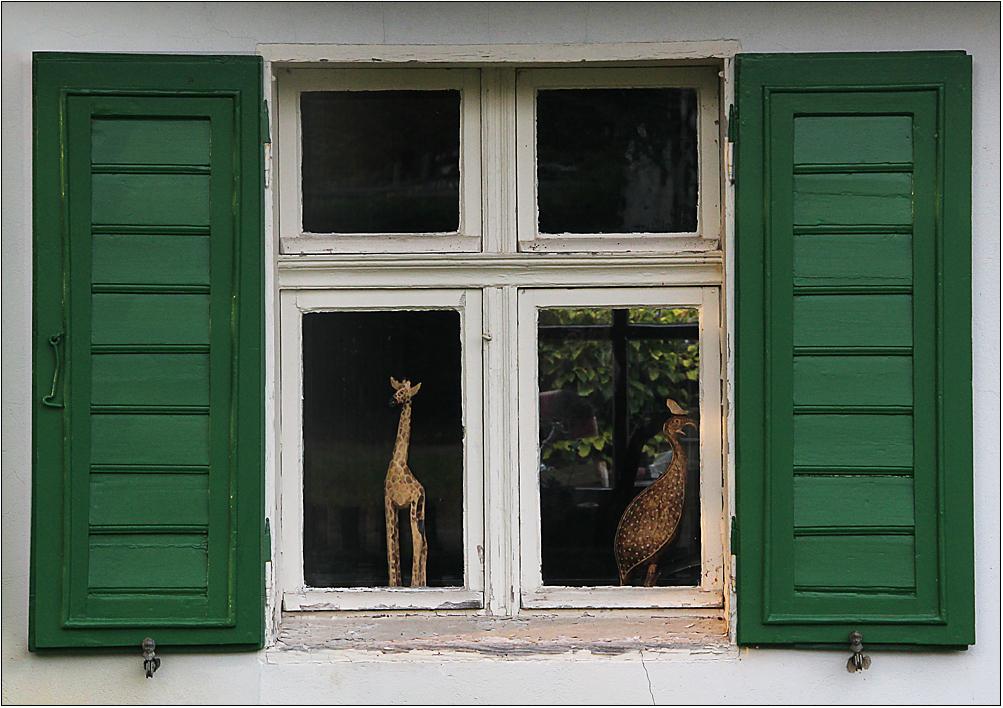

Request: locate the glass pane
(302, 310), (464, 588)
(536, 88), (698, 234)
(301, 91), (460, 234)
(538, 307), (700, 586)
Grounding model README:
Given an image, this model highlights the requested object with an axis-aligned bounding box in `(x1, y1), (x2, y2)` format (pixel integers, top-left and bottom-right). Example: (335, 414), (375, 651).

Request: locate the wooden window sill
(269, 611), (734, 659)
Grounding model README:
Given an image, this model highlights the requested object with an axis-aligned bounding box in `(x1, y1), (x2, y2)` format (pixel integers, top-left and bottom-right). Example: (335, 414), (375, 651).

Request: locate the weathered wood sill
(270, 611), (734, 659)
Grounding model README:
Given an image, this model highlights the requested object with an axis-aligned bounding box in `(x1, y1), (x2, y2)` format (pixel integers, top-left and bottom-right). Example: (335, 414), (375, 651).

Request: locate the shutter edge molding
(734, 51), (974, 647)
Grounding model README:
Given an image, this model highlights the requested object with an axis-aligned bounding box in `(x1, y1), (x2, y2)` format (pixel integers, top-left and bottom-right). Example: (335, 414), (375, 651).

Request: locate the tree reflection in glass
(537, 307), (701, 586)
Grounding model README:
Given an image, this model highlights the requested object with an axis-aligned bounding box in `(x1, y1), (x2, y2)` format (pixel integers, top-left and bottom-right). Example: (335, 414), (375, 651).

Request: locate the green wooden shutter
(735, 52), (973, 646)
(31, 54), (263, 649)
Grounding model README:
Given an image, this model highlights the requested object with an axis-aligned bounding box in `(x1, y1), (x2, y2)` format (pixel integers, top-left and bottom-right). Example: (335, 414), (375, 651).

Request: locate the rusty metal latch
(846, 631), (871, 673)
(142, 638), (161, 678)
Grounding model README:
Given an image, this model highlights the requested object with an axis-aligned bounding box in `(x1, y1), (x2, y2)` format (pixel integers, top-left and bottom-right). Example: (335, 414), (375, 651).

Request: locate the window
(31, 47), (973, 653)
(518, 288), (723, 608)
(278, 289), (484, 610)
(516, 68), (721, 252)
(274, 64), (726, 615)
(277, 69), (481, 253)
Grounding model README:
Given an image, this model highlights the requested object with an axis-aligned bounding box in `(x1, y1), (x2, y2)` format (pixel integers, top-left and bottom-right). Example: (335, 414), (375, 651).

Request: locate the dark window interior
(301, 90), (461, 234)
(537, 88), (699, 234)
(302, 310), (464, 588)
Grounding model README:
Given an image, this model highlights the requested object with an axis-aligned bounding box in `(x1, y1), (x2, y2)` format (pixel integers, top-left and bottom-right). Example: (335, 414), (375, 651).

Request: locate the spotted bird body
(613, 399), (697, 586)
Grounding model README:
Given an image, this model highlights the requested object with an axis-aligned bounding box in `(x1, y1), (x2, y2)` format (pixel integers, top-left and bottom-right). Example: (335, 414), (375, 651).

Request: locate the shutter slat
(92, 233), (211, 285)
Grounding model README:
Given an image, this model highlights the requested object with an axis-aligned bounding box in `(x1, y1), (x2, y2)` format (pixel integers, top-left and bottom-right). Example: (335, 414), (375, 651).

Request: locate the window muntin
(516, 67), (721, 252)
(277, 69), (481, 254)
(278, 289), (484, 611)
(519, 287), (724, 609)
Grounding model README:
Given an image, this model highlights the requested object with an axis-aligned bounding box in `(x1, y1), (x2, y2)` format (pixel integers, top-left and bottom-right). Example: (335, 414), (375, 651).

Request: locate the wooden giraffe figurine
(385, 377), (427, 587)
(613, 399), (697, 586)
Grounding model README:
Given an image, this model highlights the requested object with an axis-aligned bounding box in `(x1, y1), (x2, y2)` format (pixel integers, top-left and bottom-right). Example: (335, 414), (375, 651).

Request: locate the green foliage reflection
(538, 308), (699, 470)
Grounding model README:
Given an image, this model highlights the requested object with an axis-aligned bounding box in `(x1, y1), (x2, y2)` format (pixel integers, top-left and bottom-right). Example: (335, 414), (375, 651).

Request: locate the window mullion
(481, 68), (518, 254)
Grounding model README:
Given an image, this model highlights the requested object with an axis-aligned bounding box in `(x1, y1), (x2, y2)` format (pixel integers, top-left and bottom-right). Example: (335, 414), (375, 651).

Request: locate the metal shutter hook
(142, 638), (161, 678)
(846, 631), (872, 673)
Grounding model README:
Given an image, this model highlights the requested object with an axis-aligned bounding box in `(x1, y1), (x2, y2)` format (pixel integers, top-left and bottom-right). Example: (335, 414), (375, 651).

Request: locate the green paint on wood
(794, 475), (915, 528)
(91, 118), (211, 165)
(793, 173), (914, 226)
(90, 474), (210, 526)
(794, 233), (912, 285)
(794, 535), (916, 590)
(794, 414), (914, 468)
(88, 534), (208, 589)
(735, 52), (973, 646)
(91, 414), (210, 466)
(793, 294), (912, 348)
(33, 54), (263, 649)
(91, 294), (210, 345)
(91, 353), (210, 406)
(794, 116), (913, 165)
(92, 233), (211, 285)
(92, 174), (211, 226)
(794, 356), (913, 407)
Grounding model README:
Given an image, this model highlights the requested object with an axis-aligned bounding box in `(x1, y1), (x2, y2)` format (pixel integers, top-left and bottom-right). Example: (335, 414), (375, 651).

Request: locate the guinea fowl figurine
(614, 399), (697, 586)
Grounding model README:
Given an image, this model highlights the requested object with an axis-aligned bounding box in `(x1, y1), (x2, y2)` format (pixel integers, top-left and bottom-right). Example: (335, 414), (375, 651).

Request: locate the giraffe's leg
(385, 496), (401, 587)
(409, 489), (427, 587)
(643, 563), (660, 587)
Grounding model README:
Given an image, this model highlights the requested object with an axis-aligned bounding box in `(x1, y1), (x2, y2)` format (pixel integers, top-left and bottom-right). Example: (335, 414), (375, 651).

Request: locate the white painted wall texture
(2, 3), (1000, 704)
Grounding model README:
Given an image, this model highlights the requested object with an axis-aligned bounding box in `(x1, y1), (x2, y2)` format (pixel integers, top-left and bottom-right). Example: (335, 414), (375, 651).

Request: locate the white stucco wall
(3, 2), (999, 704)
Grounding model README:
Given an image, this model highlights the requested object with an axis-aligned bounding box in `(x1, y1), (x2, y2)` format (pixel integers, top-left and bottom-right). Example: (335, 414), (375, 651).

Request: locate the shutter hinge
(261, 100), (272, 189)
(261, 99), (271, 145)
(263, 517), (272, 563)
(726, 104), (737, 185)
(730, 515), (738, 556)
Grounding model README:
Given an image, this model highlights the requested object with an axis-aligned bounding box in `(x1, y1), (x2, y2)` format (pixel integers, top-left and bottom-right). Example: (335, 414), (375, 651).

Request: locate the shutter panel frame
(31, 54), (264, 650)
(735, 51), (974, 647)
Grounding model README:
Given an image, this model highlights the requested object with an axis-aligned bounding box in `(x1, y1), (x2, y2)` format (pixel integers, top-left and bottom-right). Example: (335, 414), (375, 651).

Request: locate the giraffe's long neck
(392, 400), (412, 467)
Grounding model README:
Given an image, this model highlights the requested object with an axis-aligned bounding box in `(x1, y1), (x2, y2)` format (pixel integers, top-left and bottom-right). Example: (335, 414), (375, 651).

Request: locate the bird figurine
(613, 398), (697, 586)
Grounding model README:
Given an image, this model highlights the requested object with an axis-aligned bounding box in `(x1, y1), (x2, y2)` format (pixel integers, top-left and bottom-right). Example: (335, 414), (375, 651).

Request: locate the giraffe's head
(663, 398), (698, 436)
(390, 377), (422, 406)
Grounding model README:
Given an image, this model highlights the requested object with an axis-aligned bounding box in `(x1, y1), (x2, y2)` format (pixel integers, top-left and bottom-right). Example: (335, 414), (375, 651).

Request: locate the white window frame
(276, 68), (482, 254)
(516, 67), (722, 253)
(517, 286), (725, 609)
(277, 288), (485, 611)
(266, 45), (734, 622)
